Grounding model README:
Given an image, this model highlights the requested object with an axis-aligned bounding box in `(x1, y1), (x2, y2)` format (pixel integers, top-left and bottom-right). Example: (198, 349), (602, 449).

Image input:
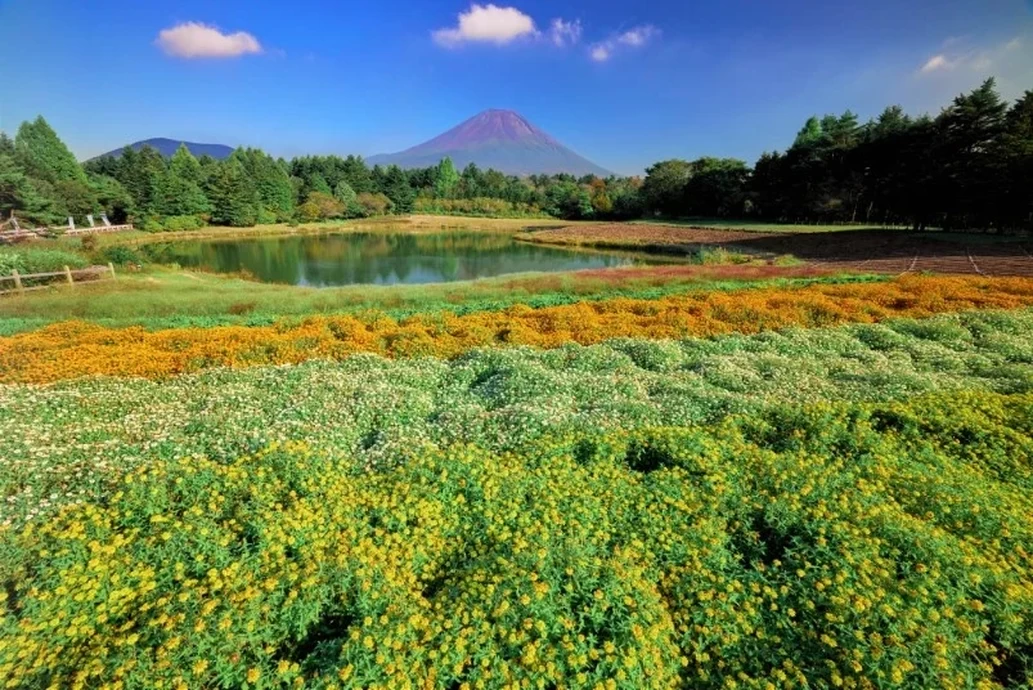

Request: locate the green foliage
(434, 156), (460, 198)
(235, 148), (295, 220)
(641, 159), (693, 216)
(543, 180), (593, 219)
(0, 154), (53, 224)
(333, 181), (363, 218)
(13, 116), (87, 185)
(88, 174), (133, 224)
(384, 165), (415, 214)
(296, 192), (344, 222)
(204, 159), (258, 227)
(162, 215), (205, 231)
(101, 245), (143, 266)
(0, 246), (88, 274)
(412, 196), (544, 218)
(356, 191), (393, 216)
(3, 387), (1033, 686)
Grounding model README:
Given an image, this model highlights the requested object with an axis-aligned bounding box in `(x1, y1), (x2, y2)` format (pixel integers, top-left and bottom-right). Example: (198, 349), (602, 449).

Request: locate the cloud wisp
(549, 18), (582, 47)
(589, 25), (659, 62)
(920, 54), (953, 73)
(156, 22), (263, 59)
(918, 35), (1027, 77)
(432, 4), (537, 47)
(431, 4), (652, 59)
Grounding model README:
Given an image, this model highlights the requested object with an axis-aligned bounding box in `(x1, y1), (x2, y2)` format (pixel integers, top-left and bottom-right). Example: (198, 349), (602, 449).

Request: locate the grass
(0, 265), (875, 335)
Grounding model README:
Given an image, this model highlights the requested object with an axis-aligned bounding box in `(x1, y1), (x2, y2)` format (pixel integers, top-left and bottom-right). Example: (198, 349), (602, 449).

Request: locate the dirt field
(521, 224), (1033, 276)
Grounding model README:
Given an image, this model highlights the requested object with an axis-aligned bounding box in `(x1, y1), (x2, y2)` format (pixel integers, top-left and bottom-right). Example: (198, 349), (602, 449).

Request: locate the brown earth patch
(520, 224), (1033, 276)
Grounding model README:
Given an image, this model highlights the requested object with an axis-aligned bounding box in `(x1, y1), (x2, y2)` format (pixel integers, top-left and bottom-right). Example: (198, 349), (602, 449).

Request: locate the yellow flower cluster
(3, 274), (1033, 383)
(2, 391), (1031, 688)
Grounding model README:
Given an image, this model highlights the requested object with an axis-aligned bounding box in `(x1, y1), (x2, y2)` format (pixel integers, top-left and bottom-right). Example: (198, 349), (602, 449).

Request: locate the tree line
(1, 77), (1030, 231)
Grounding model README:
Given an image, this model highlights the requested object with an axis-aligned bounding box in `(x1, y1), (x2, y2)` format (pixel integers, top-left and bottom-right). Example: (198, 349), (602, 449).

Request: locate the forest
(1, 78), (1030, 231)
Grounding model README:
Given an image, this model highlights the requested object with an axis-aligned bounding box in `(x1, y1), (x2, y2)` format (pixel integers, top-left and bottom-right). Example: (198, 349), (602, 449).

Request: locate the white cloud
(589, 24), (658, 63)
(156, 22), (262, 59)
(432, 4), (537, 47)
(549, 18), (582, 47)
(914, 33), (1033, 102)
(616, 25), (657, 47)
(920, 54), (952, 73)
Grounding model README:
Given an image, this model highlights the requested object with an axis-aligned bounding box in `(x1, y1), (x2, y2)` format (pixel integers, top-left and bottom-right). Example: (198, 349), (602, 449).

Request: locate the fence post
(64, 265), (74, 286)
(108, 262), (116, 280)
(12, 269), (23, 293)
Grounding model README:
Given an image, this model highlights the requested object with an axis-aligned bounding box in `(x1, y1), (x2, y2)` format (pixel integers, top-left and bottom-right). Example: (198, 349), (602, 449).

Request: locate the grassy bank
(49, 215), (578, 251)
(0, 265), (874, 335)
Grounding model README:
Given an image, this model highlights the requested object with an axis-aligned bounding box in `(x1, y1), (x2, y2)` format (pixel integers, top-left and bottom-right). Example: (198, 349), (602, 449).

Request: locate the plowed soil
(522, 225), (1033, 276)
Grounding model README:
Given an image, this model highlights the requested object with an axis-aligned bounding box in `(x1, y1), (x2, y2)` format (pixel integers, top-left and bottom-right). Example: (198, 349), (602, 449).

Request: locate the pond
(147, 231), (665, 286)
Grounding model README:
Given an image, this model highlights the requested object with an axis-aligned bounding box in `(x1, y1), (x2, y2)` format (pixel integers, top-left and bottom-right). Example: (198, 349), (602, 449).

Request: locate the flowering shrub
(3, 308), (1032, 528)
(4, 275), (1033, 383)
(1, 392), (1031, 688)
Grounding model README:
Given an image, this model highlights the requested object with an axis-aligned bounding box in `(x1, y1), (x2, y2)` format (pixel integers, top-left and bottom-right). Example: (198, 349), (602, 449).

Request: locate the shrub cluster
(2, 392), (1031, 688)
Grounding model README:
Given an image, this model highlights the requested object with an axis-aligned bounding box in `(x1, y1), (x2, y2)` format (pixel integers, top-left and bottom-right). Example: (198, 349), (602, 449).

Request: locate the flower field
(3, 308), (1033, 528)
(2, 269), (1033, 688)
(2, 392), (1032, 688)
(3, 274), (1033, 383)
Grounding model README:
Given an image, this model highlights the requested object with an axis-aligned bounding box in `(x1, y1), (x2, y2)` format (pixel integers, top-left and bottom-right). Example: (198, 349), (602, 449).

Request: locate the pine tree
(117, 145), (167, 218)
(89, 174), (134, 224)
(434, 157), (460, 198)
(234, 148), (294, 220)
(384, 165), (415, 214)
(205, 159), (258, 227)
(14, 116), (87, 184)
(0, 154), (56, 224)
(169, 144), (204, 185)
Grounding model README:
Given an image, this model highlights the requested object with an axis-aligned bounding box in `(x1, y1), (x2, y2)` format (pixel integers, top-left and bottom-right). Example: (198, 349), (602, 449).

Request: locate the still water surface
(151, 232), (663, 286)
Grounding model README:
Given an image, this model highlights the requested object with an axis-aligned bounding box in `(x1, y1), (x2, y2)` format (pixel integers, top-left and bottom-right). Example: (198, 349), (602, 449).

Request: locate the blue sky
(1, 0), (1032, 174)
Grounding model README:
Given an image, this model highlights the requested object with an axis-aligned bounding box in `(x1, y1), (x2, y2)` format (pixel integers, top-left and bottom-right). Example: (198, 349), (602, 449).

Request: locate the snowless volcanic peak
(368, 109), (612, 177)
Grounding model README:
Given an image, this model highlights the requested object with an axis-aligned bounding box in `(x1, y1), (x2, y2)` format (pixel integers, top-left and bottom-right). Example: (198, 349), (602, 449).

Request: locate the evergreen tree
(117, 145), (167, 218)
(89, 174), (134, 224)
(205, 159), (258, 227)
(342, 156), (373, 193)
(233, 148), (294, 220)
(434, 157), (460, 198)
(14, 116), (87, 184)
(384, 165), (415, 214)
(0, 153), (53, 223)
(333, 181), (362, 217)
(159, 145), (211, 217)
(169, 144), (204, 185)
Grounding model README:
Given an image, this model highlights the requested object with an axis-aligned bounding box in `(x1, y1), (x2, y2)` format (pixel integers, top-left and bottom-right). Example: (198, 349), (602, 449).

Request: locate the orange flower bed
(4, 275), (1033, 383)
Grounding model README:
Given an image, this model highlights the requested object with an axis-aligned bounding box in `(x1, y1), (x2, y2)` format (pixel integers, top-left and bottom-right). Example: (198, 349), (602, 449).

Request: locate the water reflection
(148, 232), (662, 286)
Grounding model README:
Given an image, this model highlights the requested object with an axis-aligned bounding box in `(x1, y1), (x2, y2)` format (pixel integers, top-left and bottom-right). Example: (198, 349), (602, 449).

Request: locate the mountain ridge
(367, 109), (612, 177)
(89, 138), (234, 162)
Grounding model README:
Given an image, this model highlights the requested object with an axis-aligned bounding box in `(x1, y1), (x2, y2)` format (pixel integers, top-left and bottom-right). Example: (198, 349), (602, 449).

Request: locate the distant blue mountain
(90, 138), (234, 161)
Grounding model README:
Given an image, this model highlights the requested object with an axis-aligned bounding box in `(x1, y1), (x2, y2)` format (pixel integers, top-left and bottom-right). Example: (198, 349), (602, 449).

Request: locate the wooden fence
(64, 224), (134, 237)
(0, 264), (116, 295)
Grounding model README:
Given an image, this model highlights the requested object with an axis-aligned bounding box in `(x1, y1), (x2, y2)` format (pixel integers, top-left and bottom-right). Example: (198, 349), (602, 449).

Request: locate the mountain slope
(368, 109), (612, 177)
(90, 138), (234, 161)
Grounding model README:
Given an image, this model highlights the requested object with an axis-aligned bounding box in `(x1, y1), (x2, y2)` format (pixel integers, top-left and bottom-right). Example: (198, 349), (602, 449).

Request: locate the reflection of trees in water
(161, 232), (639, 286)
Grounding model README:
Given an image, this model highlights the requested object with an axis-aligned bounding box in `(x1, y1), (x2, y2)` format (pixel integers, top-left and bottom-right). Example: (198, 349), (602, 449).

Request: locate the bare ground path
(520, 224), (1033, 276)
